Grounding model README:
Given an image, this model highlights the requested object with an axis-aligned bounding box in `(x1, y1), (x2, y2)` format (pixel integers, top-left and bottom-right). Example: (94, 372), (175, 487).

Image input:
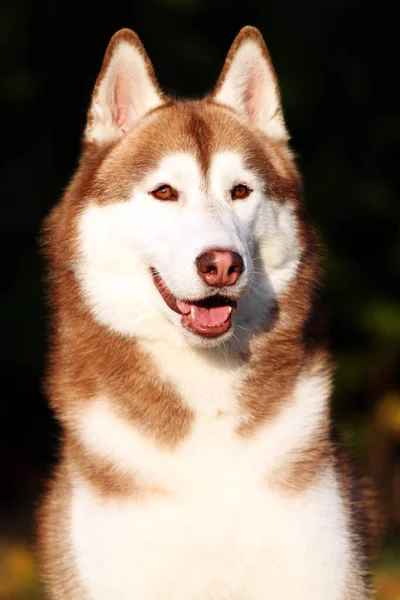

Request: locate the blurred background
(0, 0), (399, 597)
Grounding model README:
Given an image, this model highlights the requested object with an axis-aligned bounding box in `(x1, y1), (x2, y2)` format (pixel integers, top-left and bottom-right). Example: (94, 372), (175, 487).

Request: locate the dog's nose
(196, 249), (244, 287)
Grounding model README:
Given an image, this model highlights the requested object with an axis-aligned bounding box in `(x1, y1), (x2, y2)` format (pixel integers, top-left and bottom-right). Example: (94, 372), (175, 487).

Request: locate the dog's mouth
(151, 269), (237, 338)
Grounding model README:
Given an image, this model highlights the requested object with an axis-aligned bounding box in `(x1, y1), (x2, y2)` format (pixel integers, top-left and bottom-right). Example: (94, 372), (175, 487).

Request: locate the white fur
(214, 40), (288, 140)
(71, 148), (360, 599)
(76, 151), (300, 347)
(49, 27), (370, 600)
(70, 371), (353, 599)
(86, 41), (163, 144)
(76, 369), (329, 489)
(71, 470), (351, 600)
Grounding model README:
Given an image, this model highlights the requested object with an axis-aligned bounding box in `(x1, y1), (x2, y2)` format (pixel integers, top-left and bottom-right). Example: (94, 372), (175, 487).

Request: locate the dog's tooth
(190, 306), (196, 320)
(228, 306), (232, 315)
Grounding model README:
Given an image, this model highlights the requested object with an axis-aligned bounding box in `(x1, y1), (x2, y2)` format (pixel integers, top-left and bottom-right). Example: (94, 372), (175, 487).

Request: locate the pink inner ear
(114, 63), (133, 134)
(243, 62), (265, 125)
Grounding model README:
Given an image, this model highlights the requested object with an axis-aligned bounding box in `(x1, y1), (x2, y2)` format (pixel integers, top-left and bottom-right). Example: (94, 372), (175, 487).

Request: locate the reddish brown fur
(213, 26), (287, 142)
(65, 434), (168, 498)
(237, 219), (327, 435)
(85, 28), (164, 142)
(38, 26), (381, 598)
(83, 101), (300, 207)
(213, 27), (282, 116)
(43, 96), (307, 448)
(267, 350), (332, 494)
(38, 462), (89, 599)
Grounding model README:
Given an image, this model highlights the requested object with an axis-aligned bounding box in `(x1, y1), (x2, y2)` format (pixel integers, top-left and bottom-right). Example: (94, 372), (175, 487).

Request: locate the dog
(38, 26), (379, 599)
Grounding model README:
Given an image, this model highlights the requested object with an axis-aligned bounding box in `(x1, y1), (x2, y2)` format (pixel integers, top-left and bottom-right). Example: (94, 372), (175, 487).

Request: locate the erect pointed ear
(85, 29), (164, 145)
(213, 27), (288, 141)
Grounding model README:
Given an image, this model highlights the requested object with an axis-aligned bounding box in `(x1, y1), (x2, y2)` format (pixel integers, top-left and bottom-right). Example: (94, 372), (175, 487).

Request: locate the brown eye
(231, 184), (252, 200)
(151, 185), (178, 201)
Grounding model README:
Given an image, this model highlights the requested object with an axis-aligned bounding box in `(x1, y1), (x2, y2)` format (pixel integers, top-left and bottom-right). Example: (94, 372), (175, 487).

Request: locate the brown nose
(196, 249), (244, 287)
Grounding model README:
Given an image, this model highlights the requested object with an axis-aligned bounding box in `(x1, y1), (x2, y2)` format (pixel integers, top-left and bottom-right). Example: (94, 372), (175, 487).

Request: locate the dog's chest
(73, 411), (282, 599)
(71, 347), (349, 599)
(71, 451), (348, 600)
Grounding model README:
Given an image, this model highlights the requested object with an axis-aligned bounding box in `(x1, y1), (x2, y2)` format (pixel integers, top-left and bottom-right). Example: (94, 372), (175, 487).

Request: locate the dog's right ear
(85, 29), (164, 145)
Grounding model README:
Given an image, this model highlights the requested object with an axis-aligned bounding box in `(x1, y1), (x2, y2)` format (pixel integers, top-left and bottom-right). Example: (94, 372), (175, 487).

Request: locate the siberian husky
(38, 26), (379, 599)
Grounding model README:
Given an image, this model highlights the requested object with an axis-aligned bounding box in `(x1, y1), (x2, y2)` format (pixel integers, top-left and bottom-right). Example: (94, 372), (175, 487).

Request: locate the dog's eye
(151, 185), (178, 201)
(231, 184), (252, 200)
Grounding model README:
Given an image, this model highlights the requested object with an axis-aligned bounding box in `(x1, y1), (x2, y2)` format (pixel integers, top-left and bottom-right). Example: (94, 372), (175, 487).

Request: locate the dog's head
(69, 27), (302, 348)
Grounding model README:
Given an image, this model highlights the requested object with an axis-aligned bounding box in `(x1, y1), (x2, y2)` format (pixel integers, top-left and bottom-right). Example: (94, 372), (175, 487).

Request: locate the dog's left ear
(213, 27), (288, 141)
(85, 29), (164, 145)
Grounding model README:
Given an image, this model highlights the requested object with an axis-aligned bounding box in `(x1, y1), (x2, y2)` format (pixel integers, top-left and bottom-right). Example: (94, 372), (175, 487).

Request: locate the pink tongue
(176, 300), (231, 326)
(176, 300), (192, 314)
(193, 305), (231, 326)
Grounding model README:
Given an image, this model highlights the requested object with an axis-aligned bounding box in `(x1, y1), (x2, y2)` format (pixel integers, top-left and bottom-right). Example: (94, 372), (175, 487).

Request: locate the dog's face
(74, 28), (301, 348)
